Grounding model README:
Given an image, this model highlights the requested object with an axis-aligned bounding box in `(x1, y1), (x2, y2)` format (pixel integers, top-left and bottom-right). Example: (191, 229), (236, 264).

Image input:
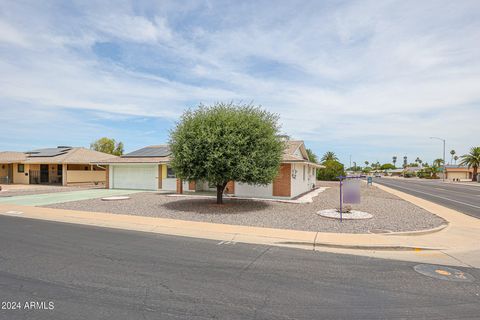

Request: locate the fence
(29, 170), (62, 185)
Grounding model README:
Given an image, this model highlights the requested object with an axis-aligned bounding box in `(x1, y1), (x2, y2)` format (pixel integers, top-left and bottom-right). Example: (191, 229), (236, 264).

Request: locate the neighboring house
(385, 169), (404, 176)
(0, 147), (116, 186)
(445, 165), (476, 181)
(385, 167), (421, 177)
(99, 140), (323, 199)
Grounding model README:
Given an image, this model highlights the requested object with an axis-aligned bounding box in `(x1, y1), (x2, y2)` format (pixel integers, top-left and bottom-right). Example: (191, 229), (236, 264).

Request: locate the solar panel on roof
(122, 146), (171, 157)
(26, 147), (72, 157)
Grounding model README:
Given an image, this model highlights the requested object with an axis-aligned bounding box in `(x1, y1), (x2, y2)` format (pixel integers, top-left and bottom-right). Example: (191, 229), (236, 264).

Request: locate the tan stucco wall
(66, 170), (106, 184)
(13, 163), (30, 184)
(161, 164), (167, 178)
(447, 171), (469, 180)
(0, 164), (8, 178)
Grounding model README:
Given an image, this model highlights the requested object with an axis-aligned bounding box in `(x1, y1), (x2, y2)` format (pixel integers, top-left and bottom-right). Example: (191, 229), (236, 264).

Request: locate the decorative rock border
(101, 196), (131, 201)
(317, 209), (373, 220)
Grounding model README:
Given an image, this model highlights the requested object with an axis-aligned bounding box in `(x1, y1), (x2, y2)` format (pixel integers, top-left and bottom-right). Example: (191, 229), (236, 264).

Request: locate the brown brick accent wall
(105, 165), (109, 189)
(225, 180), (235, 194)
(176, 178), (183, 194)
(272, 164), (291, 197)
(189, 181), (196, 191)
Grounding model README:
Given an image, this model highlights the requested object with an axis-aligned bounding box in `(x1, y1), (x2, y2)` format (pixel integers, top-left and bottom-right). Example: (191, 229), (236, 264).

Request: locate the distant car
(375, 174), (382, 178)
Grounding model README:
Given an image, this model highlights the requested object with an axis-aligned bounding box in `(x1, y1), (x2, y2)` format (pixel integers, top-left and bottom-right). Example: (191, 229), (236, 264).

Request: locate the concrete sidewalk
(1, 183), (479, 268)
(0, 189), (142, 206)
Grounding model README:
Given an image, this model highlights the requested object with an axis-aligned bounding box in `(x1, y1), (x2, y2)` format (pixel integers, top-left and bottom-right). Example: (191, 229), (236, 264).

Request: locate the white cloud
(0, 0), (479, 163)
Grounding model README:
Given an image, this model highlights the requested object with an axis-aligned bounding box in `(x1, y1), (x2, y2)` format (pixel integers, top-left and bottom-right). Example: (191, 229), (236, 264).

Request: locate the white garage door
(112, 165), (157, 190)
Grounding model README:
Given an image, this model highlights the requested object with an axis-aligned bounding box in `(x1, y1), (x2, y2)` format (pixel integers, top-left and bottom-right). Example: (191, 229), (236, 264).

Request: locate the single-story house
(445, 165), (477, 181)
(99, 140), (323, 199)
(0, 146), (116, 186)
(385, 168), (404, 176)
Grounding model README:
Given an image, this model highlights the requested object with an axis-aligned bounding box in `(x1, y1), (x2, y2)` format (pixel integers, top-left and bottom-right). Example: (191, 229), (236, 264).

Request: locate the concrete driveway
(0, 189), (143, 206)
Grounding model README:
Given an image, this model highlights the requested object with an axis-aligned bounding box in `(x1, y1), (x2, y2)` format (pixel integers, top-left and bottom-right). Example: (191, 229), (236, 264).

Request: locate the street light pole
(430, 137), (446, 182)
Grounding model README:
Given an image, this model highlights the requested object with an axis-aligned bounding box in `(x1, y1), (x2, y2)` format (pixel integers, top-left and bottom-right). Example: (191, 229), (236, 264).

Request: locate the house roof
(0, 151), (27, 163)
(282, 140), (324, 168)
(122, 145), (171, 158)
(97, 145), (171, 164)
(0, 147), (117, 164)
(98, 140), (324, 168)
(445, 165), (475, 172)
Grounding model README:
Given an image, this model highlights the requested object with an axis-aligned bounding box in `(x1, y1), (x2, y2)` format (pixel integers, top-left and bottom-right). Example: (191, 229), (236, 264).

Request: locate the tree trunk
(473, 167), (478, 182)
(216, 182), (228, 204)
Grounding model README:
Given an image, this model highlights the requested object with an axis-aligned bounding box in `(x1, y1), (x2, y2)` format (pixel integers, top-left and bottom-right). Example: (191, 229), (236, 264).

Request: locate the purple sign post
(338, 176), (345, 222)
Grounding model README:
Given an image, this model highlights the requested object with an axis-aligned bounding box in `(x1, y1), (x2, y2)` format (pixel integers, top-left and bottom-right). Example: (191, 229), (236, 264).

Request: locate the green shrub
(317, 160), (345, 181)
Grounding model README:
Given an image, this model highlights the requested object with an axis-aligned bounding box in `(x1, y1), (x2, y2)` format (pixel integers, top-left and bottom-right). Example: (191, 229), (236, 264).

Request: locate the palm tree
(433, 158), (444, 167)
(306, 148), (318, 163)
(450, 150), (456, 165)
(459, 147), (480, 181)
(321, 151), (338, 162)
(429, 165), (441, 179)
(364, 161), (369, 167)
(392, 156), (397, 168)
(454, 155), (459, 165)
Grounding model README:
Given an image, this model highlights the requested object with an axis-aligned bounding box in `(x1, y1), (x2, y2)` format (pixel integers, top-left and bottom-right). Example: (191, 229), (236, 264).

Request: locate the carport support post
(62, 164), (67, 186)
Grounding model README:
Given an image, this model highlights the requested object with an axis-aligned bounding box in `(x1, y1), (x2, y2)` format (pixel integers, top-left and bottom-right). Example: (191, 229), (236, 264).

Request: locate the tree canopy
(321, 151), (338, 162)
(169, 103), (284, 204)
(306, 148), (318, 164)
(316, 160), (345, 181)
(380, 163), (396, 170)
(90, 137), (124, 156)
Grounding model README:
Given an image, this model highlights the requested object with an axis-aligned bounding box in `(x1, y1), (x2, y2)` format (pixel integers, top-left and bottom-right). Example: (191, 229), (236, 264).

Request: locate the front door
(7, 164), (13, 184)
(40, 164), (49, 183)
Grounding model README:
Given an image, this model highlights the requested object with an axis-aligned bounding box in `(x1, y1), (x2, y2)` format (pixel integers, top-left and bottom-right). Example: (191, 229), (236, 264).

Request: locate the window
(18, 164), (24, 173)
(57, 164), (63, 176)
(167, 166), (176, 178)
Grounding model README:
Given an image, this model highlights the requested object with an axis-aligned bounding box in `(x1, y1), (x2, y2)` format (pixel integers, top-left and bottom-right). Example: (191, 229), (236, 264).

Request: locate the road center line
(378, 182), (480, 209)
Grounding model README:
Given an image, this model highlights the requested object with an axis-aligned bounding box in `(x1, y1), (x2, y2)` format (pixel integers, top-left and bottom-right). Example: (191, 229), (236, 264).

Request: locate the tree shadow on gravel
(161, 198), (271, 214)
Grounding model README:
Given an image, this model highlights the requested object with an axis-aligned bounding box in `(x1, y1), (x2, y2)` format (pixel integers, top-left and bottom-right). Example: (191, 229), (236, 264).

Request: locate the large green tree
(317, 160), (345, 181)
(90, 137), (124, 156)
(460, 147), (480, 181)
(380, 163), (396, 170)
(169, 103), (284, 204)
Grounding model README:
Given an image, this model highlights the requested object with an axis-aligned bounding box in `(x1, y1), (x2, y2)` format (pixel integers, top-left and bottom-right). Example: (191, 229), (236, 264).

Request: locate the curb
(313, 242), (442, 251)
(381, 223), (449, 236)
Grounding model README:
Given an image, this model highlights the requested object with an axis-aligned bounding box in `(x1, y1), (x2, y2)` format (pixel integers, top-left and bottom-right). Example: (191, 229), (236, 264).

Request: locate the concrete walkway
(1, 183), (479, 268)
(0, 189), (143, 206)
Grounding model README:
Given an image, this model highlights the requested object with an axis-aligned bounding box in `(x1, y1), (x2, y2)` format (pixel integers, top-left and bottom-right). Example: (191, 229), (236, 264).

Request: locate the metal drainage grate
(414, 264), (475, 282)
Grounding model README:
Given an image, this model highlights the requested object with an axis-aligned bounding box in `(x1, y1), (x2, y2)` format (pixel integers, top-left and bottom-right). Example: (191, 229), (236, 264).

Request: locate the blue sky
(0, 0), (479, 166)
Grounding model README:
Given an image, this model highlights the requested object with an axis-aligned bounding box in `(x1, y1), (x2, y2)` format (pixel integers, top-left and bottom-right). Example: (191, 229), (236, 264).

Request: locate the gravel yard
(44, 181), (446, 234)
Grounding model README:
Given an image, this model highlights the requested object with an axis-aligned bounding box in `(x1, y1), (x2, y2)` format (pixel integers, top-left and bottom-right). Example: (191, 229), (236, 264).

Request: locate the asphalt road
(0, 216), (479, 320)
(374, 178), (480, 219)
